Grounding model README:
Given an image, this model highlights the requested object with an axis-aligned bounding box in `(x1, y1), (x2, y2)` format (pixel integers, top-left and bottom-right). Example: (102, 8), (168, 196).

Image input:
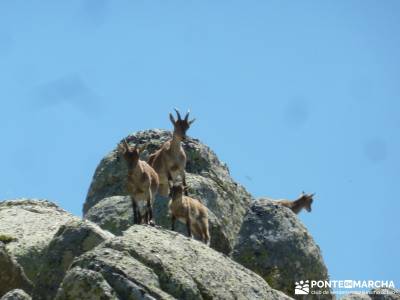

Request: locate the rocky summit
(84, 129), (253, 254)
(0, 129), (347, 300)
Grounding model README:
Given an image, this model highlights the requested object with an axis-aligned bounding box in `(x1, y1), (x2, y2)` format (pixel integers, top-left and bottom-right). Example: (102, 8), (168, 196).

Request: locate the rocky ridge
(0, 129), (340, 300)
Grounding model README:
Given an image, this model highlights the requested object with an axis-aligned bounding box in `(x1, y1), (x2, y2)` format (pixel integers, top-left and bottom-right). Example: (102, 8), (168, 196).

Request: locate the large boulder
(85, 196), (132, 236)
(57, 225), (293, 300)
(33, 219), (114, 300)
(0, 289), (31, 300)
(0, 243), (33, 297)
(55, 251), (172, 300)
(232, 199), (331, 299)
(84, 129), (252, 254)
(0, 199), (79, 282)
(55, 267), (119, 300)
(85, 185), (230, 254)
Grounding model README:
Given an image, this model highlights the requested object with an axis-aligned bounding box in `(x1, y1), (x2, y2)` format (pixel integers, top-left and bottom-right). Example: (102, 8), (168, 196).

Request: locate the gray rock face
(0, 199), (79, 282)
(0, 289), (31, 300)
(56, 248), (172, 300)
(0, 243), (32, 297)
(232, 199), (330, 299)
(84, 129), (252, 254)
(85, 196), (132, 236)
(57, 225), (293, 300)
(33, 219), (114, 300)
(55, 267), (119, 300)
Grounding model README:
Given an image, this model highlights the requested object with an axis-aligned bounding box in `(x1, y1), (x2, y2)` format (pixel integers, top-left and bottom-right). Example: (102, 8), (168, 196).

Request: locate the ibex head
(169, 108), (195, 140)
(170, 184), (185, 199)
(300, 191), (315, 212)
(117, 139), (146, 168)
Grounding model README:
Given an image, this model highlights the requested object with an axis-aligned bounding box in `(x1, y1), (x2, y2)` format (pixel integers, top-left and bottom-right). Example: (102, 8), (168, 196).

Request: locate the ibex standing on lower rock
(148, 109), (195, 197)
(169, 185), (210, 245)
(275, 192), (315, 214)
(117, 140), (159, 225)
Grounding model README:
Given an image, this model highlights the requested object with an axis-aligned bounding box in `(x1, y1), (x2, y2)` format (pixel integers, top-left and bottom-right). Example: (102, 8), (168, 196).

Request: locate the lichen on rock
(57, 225), (293, 300)
(0, 199), (79, 283)
(33, 219), (114, 300)
(0, 289), (31, 300)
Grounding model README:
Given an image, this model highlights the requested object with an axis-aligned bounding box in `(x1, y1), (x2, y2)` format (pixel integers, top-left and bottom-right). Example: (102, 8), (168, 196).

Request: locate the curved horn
(185, 109), (190, 121)
(174, 108), (182, 120)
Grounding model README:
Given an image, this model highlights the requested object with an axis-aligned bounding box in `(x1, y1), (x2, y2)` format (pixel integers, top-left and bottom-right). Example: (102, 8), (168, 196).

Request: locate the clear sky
(1, 0), (399, 291)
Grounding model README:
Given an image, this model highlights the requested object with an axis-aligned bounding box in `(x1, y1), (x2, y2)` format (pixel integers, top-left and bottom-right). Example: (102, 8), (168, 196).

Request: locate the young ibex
(117, 140), (159, 225)
(148, 109), (195, 197)
(275, 192), (315, 214)
(169, 184), (210, 245)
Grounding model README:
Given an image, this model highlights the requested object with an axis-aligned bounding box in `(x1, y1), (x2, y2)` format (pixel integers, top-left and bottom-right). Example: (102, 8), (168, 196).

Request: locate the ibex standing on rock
(118, 140), (159, 225)
(169, 184), (210, 245)
(274, 192), (315, 214)
(148, 109), (195, 197)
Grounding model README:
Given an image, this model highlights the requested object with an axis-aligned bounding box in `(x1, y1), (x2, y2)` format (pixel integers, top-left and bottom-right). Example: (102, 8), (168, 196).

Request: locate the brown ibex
(117, 140), (159, 225)
(169, 184), (210, 245)
(148, 109), (195, 197)
(274, 192), (315, 214)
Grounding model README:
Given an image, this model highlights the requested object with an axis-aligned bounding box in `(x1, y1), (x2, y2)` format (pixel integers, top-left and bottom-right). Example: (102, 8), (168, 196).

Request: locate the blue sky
(1, 0), (399, 291)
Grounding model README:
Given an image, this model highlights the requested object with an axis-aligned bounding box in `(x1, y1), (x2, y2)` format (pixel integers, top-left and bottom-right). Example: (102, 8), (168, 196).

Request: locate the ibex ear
(188, 118), (196, 125)
(169, 113), (176, 125)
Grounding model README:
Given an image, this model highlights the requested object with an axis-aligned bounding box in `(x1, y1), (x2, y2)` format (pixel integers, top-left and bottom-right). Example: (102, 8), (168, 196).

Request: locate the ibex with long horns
(117, 139), (159, 225)
(148, 108), (195, 197)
